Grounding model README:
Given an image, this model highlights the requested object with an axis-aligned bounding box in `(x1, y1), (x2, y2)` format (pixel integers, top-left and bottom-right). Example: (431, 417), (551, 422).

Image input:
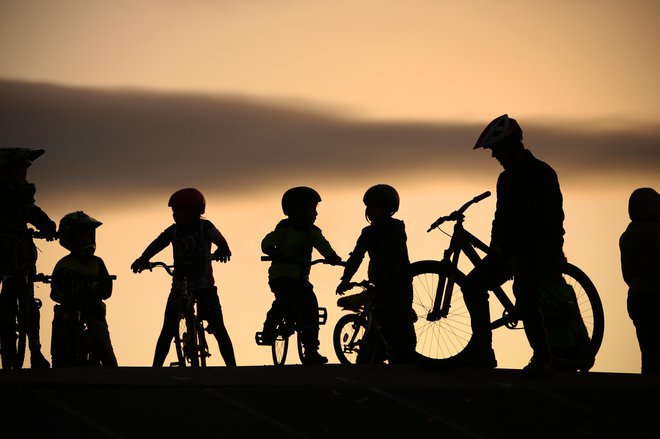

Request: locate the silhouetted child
(261, 186), (342, 365)
(0, 147), (56, 369)
(131, 188), (236, 367)
(50, 211), (118, 367)
(336, 184), (417, 363)
(620, 187), (660, 375)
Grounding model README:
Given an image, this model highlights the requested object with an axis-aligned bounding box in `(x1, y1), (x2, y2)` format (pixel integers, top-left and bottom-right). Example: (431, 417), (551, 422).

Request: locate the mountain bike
(411, 191), (604, 372)
(0, 228), (52, 370)
(333, 280), (390, 365)
(34, 272), (117, 366)
(255, 256), (343, 366)
(135, 261), (211, 367)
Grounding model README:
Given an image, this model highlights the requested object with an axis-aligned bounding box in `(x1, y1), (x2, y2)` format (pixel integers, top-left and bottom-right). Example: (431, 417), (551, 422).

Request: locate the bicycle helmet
(0, 147), (45, 169)
(168, 188), (206, 214)
(363, 184), (400, 214)
(58, 211), (102, 252)
(281, 186), (321, 216)
(473, 114), (523, 149)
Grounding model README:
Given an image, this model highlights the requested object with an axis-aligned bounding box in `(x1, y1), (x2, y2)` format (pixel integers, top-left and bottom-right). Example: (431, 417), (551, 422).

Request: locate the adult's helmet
(58, 211), (102, 252)
(363, 184), (400, 214)
(473, 114), (523, 149)
(168, 188), (206, 214)
(281, 186), (321, 216)
(0, 147), (45, 169)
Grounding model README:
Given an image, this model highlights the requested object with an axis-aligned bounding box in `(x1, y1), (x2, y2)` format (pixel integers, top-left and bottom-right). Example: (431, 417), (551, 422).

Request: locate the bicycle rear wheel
(551, 263), (604, 372)
(172, 316), (187, 367)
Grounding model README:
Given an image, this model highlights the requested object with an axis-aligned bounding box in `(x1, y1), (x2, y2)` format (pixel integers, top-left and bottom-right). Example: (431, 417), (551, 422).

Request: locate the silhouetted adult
(619, 187), (660, 375)
(0, 148), (57, 369)
(461, 114), (566, 377)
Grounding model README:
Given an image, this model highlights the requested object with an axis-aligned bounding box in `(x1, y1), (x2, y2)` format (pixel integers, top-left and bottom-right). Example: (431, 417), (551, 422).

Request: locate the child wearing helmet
(336, 184), (417, 364)
(0, 147), (57, 369)
(130, 188), (236, 367)
(260, 186), (342, 365)
(49, 211), (118, 367)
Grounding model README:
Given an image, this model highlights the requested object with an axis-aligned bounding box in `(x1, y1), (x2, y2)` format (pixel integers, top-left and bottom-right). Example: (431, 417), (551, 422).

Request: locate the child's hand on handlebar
(212, 249), (231, 263)
(325, 253), (343, 266)
(336, 280), (351, 296)
(130, 257), (150, 273)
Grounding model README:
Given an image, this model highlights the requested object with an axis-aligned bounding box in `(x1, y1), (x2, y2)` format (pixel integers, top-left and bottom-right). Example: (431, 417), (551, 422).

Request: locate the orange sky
(1, 0), (659, 372)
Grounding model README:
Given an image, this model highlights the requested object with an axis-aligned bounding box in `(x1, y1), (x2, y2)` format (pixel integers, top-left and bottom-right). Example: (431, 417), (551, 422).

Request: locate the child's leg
(296, 282), (327, 364)
(152, 291), (181, 367)
(197, 287), (237, 366)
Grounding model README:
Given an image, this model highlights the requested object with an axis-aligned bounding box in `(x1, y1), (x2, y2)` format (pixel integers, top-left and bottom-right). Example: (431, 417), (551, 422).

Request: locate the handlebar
(260, 256), (345, 267)
(427, 191), (491, 232)
(135, 261), (175, 276)
(34, 273), (117, 283)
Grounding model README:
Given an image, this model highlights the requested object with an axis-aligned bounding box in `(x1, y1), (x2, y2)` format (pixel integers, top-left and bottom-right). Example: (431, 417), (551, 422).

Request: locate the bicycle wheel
(271, 334), (289, 365)
(196, 320), (209, 367)
(551, 262), (604, 372)
(171, 316), (187, 367)
(333, 313), (369, 364)
(184, 312), (200, 367)
(410, 260), (471, 364)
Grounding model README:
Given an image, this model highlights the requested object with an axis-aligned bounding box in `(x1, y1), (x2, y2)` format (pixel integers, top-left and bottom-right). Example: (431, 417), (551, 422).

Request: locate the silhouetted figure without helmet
(463, 114), (567, 378)
(50, 211), (118, 367)
(131, 188), (236, 367)
(0, 148), (56, 369)
(260, 186), (342, 365)
(336, 184), (417, 364)
(620, 187), (660, 375)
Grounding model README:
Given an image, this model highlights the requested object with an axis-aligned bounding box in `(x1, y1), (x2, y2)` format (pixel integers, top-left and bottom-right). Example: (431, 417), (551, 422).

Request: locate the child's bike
(411, 191), (604, 372)
(255, 257), (343, 366)
(34, 272), (117, 367)
(135, 261), (211, 367)
(333, 280), (391, 364)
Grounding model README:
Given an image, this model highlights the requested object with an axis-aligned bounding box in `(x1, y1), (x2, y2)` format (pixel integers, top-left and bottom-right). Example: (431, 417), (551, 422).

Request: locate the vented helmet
(473, 114), (522, 149)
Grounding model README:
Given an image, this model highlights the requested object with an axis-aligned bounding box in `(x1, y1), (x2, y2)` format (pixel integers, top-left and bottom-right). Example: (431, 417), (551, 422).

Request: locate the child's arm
(208, 226), (231, 263)
(336, 231), (368, 295)
(311, 227), (341, 264)
(131, 230), (171, 272)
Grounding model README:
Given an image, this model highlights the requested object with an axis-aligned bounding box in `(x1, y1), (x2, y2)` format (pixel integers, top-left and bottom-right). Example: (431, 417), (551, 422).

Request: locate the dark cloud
(1, 79), (658, 203)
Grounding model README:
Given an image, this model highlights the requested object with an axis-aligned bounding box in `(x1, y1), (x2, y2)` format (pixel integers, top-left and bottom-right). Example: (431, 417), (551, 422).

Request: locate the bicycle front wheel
(333, 313), (370, 364)
(271, 334), (289, 365)
(411, 260), (471, 363)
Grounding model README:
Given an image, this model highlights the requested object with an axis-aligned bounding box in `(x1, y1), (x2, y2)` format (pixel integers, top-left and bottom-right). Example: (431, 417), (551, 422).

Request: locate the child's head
(281, 186), (321, 226)
(58, 211), (102, 256)
(363, 184), (400, 223)
(168, 188), (206, 225)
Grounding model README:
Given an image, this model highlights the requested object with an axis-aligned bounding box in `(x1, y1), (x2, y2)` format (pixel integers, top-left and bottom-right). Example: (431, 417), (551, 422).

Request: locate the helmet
(281, 186), (321, 216)
(473, 114), (523, 149)
(58, 211), (102, 252)
(0, 148), (45, 168)
(363, 184), (400, 214)
(168, 188), (206, 214)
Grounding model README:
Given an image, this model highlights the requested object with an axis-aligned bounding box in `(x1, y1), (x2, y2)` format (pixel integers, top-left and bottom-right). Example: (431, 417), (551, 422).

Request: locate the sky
(1, 0), (659, 373)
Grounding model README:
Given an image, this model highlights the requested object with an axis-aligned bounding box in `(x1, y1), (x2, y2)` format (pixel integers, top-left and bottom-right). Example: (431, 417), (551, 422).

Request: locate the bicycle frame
(138, 262), (210, 367)
(427, 202), (518, 331)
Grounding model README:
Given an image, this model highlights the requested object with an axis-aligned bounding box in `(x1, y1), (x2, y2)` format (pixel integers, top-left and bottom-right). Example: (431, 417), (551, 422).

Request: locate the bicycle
(34, 272), (117, 366)
(333, 280), (392, 365)
(255, 256), (343, 366)
(411, 191), (605, 372)
(135, 261), (211, 367)
(0, 228), (53, 370)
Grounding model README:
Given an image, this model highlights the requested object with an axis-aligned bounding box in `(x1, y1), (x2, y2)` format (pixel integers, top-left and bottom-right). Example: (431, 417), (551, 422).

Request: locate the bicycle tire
(271, 334), (289, 365)
(410, 260), (605, 371)
(410, 260), (470, 364)
(551, 263), (604, 372)
(196, 319), (209, 367)
(172, 317), (187, 367)
(333, 313), (369, 364)
(184, 311), (200, 367)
